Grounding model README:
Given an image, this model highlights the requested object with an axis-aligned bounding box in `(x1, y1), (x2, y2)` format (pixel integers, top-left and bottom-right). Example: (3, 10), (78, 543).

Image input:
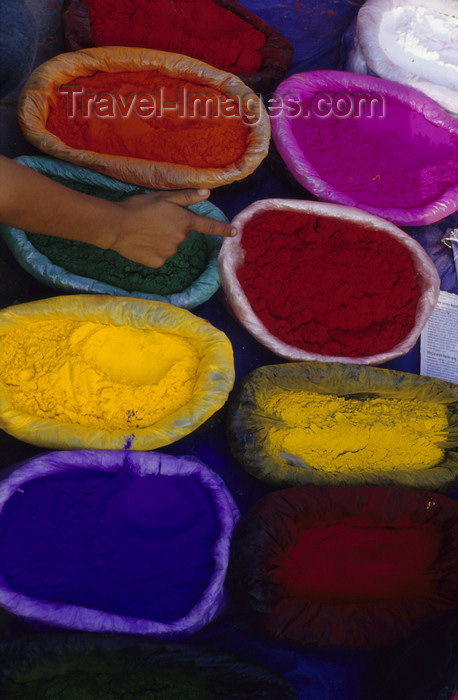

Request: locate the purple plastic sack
(271, 71), (458, 226)
(0, 450), (239, 636)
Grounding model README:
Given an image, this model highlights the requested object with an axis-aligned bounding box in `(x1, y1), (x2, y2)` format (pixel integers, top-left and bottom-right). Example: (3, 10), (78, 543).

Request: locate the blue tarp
(241, 0), (365, 74)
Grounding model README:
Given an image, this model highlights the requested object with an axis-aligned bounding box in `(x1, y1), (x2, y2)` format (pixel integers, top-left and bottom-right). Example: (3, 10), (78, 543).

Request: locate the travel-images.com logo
(60, 86), (385, 124)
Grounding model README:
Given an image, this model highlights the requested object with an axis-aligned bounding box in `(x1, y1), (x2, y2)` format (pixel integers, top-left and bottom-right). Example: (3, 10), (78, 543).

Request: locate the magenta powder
(290, 93), (458, 209)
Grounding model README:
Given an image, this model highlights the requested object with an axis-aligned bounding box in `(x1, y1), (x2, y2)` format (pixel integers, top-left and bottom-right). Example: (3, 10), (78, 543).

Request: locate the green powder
(27, 176), (209, 295)
(3, 664), (214, 700)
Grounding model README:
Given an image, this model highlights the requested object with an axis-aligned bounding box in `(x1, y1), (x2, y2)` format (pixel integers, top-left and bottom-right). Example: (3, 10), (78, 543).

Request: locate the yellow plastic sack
(228, 362), (458, 490)
(17, 47), (270, 189)
(0, 295), (235, 450)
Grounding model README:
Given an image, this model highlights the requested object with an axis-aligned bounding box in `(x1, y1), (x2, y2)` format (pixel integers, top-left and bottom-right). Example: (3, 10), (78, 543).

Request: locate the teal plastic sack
(0, 156), (228, 309)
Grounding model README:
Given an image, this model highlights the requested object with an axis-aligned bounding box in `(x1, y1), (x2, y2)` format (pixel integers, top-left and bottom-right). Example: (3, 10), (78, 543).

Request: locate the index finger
(188, 212), (236, 238)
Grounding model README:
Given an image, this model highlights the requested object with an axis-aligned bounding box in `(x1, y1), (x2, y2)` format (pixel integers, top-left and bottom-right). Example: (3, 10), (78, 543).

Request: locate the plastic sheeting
(0, 295), (234, 450)
(272, 71), (458, 225)
(229, 485), (458, 650)
(61, 0), (294, 92)
(346, 0), (458, 117)
(367, 612), (458, 700)
(0, 450), (239, 636)
(218, 198), (440, 363)
(17, 47), (270, 190)
(227, 362), (458, 490)
(407, 211), (458, 295)
(241, 0), (365, 73)
(0, 156), (227, 309)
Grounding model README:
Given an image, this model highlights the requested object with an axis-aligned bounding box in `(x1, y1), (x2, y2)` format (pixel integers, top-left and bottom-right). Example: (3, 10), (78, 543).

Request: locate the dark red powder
(46, 71), (248, 167)
(274, 517), (440, 603)
(89, 0), (266, 73)
(236, 210), (422, 357)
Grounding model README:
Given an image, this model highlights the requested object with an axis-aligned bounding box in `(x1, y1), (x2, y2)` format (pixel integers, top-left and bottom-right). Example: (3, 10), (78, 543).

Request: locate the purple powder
(292, 93), (458, 208)
(0, 469), (220, 621)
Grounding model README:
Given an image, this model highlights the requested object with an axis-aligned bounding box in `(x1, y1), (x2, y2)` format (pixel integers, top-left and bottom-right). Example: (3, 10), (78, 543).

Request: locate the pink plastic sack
(271, 71), (458, 226)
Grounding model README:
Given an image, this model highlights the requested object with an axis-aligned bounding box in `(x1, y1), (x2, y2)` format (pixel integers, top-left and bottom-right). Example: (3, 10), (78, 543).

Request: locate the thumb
(161, 188), (212, 207)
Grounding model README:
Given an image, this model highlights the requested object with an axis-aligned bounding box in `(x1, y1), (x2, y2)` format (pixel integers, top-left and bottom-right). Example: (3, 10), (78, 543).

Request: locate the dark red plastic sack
(61, 0), (293, 91)
(229, 485), (458, 650)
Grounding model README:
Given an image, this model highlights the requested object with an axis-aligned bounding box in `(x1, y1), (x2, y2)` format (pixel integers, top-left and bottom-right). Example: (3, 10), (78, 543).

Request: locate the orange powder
(46, 70), (249, 167)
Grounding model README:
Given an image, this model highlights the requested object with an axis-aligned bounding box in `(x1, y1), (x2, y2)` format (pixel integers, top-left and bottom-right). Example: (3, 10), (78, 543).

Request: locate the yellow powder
(264, 391), (449, 472)
(0, 319), (201, 429)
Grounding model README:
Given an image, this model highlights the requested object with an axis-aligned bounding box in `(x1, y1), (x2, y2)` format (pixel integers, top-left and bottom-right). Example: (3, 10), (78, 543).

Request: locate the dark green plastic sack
(0, 634), (297, 699)
(227, 362), (458, 490)
(0, 156), (227, 309)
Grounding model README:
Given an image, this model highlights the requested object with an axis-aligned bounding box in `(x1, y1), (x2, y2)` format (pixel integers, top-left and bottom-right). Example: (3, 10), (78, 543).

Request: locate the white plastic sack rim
(354, 0), (458, 116)
(218, 198), (440, 365)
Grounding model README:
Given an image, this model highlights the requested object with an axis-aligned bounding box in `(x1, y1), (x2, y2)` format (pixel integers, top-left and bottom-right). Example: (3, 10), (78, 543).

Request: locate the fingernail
(198, 189), (209, 196)
(231, 227), (237, 237)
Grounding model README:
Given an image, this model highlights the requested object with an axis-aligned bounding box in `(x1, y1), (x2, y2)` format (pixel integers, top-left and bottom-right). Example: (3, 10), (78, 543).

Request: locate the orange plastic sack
(18, 47), (270, 189)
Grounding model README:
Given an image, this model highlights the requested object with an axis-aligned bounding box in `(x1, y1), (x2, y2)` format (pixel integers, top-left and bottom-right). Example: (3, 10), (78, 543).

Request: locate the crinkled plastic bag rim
(0, 449), (240, 636)
(350, 0), (458, 117)
(271, 70), (458, 226)
(227, 360), (458, 490)
(218, 198), (440, 364)
(17, 46), (271, 189)
(0, 295), (235, 450)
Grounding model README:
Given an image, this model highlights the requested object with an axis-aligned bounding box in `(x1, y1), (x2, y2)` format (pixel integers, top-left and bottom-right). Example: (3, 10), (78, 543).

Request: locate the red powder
(274, 517), (440, 603)
(46, 71), (249, 168)
(89, 0), (266, 74)
(236, 210), (422, 357)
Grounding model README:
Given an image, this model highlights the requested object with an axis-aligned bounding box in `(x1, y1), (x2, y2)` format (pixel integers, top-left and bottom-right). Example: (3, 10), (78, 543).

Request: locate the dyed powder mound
(236, 210), (422, 357)
(0, 319), (200, 429)
(0, 469), (220, 621)
(290, 91), (458, 210)
(46, 71), (249, 167)
(229, 485), (458, 649)
(265, 392), (448, 472)
(3, 658), (212, 700)
(0, 637), (297, 700)
(89, 0), (266, 74)
(0, 449), (239, 636)
(27, 177), (208, 295)
(227, 362), (458, 489)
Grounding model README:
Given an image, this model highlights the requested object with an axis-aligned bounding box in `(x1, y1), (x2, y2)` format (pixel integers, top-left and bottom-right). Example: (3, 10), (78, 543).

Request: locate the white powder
(379, 5), (458, 90)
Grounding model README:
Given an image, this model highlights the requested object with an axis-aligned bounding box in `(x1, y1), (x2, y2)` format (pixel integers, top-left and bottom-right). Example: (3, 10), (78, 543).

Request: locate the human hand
(111, 189), (236, 267)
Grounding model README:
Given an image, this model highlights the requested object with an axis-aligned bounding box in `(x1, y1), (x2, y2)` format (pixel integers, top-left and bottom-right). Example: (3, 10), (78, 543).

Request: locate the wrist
(78, 199), (126, 251)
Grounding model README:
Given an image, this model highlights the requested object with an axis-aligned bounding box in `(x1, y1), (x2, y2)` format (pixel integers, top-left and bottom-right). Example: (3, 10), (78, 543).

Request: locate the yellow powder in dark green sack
(27, 176), (209, 295)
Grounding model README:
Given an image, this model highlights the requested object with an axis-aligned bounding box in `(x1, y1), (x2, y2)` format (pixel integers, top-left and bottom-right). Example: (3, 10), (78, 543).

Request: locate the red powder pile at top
(46, 71), (249, 168)
(236, 210), (422, 357)
(89, 0), (266, 74)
